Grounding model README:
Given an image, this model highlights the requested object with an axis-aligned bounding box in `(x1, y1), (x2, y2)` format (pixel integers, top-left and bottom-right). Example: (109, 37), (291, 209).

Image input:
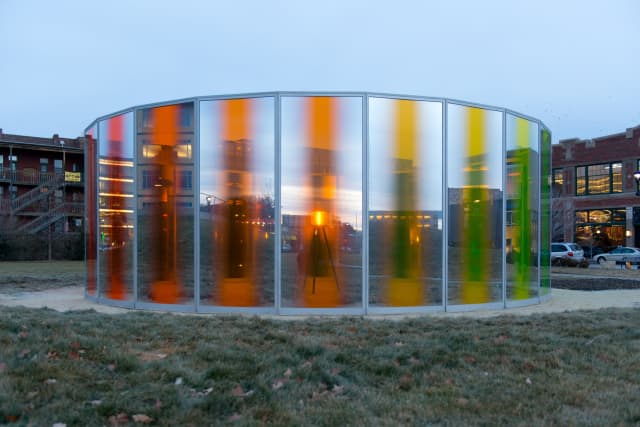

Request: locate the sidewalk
(1, 286), (639, 318)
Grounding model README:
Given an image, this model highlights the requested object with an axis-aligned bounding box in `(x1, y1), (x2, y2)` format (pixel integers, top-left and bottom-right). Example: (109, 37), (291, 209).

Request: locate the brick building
(0, 128), (85, 234)
(552, 124), (640, 251)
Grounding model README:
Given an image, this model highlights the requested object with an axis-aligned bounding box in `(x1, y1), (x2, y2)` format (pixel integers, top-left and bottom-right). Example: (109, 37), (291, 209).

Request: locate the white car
(593, 246), (640, 265)
(551, 243), (585, 265)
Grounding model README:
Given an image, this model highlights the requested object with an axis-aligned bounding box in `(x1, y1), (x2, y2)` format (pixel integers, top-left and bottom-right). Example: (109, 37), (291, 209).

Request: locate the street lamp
(633, 170), (640, 196)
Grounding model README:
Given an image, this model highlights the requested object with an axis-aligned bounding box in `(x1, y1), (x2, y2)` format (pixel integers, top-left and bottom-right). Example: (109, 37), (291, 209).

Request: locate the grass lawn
(0, 261), (84, 294)
(1, 307), (639, 426)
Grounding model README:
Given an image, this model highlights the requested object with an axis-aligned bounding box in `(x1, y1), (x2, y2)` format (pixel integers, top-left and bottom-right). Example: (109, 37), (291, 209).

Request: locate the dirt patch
(551, 265), (640, 291)
(552, 277), (640, 291)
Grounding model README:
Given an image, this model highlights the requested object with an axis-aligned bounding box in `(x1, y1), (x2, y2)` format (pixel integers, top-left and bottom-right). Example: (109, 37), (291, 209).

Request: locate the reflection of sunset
(312, 210), (326, 227)
(300, 97), (341, 307)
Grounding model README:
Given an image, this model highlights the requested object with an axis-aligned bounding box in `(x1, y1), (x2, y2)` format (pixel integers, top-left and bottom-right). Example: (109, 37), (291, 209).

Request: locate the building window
(179, 170), (192, 189)
(574, 208), (626, 249)
(9, 155), (17, 170)
(142, 170), (156, 189)
(179, 104), (192, 128)
(176, 140), (192, 159)
(54, 159), (63, 172)
(142, 109), (152, 128)
(575, 162), (622, 195)
(552, 168), (563, 196)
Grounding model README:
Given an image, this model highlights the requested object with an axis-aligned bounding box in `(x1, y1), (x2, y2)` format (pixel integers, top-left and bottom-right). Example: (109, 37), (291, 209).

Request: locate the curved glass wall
(506, 114), (539, 303)
(446, 104), (503, 308)
(199, 97), (275, 308)
(540, 128), (552, 296)
(85, 93), (551, 314)
(85, 124), (97, 297)
(136, 102), (195, 307)
(98, 113), (135, 302)
(280, 96), (363, 309)
(368, 97), (443, 308)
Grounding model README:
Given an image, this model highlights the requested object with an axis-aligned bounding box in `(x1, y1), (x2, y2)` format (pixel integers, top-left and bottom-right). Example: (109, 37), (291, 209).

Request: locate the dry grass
(0, 261), (84, 294)
(1, 262), (640, 425)
(1, 307), (639, 426)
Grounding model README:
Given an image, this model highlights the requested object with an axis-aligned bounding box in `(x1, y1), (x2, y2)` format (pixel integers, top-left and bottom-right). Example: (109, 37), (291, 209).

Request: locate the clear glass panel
(506, 115), (539, 301)
(85, 125), (98, 296)
(199, 97), (275, 307)
(97, 113), (135, 301)
(447, 104), (503, 305)
(281, 96), (363, 308)
(368, 97), (443, 306)
(540, 128), (551, 294)
(136, 102), (195, 304)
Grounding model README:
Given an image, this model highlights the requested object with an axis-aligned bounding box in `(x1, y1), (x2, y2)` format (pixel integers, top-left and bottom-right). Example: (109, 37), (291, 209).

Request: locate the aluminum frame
(85, 92), (551, 315)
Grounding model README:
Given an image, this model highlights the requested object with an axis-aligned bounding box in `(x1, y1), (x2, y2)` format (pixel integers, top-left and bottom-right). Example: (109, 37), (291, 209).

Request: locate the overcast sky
(1, 0), (638, 143)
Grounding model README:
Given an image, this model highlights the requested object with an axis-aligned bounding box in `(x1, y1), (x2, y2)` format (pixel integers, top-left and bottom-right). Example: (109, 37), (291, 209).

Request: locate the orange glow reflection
(148, 105), (183, 303)
(86, 132), (97, 295)
(103, 114), (129, 300)
(215, 98), (258, 306)
(299, 97), (342, 307)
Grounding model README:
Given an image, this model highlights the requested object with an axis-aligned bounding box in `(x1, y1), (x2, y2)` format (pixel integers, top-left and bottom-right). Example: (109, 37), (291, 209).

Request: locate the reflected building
(85, 92), (550, 314)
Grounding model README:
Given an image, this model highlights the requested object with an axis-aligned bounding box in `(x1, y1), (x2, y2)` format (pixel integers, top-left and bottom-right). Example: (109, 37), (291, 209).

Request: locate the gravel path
(1, 285), (639, 318)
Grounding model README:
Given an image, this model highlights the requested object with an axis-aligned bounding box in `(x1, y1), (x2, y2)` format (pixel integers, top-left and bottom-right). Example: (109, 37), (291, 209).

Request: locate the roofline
(84, 91), (550, 132)
(558, 124), (640, 144)
(0, 131), (84, 151)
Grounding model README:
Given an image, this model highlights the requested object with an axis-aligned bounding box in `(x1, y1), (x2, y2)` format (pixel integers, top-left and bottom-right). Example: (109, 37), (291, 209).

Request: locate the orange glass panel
(281, 96), (362, 309)
(299, 97), (342, 307)
(104, 115), (127, 299)
(216, 99), (258, 306)
(98, 113), (134, 301)
(199, 97), (275, 308)
(86, 129), (97, 295)
(137, 102), (194, 305)
(148, 105), (181, 303)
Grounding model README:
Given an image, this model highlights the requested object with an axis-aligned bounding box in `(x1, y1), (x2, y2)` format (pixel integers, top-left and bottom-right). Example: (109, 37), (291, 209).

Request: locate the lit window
(552, 168), (563, 196)
(142, 145), (161, 158)
(175, 143), (192, 159)
(575, 162), (622, 195)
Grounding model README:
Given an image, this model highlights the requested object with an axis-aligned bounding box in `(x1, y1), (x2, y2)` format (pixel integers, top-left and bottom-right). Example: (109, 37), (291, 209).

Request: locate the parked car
(593, 246), (640, 265)
(551, 243), (585, 266)
(581, 245), (605, 259)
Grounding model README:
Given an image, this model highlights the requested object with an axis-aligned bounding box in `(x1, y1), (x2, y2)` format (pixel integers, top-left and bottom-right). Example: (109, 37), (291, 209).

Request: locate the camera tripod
(307, 225), (340, 294)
